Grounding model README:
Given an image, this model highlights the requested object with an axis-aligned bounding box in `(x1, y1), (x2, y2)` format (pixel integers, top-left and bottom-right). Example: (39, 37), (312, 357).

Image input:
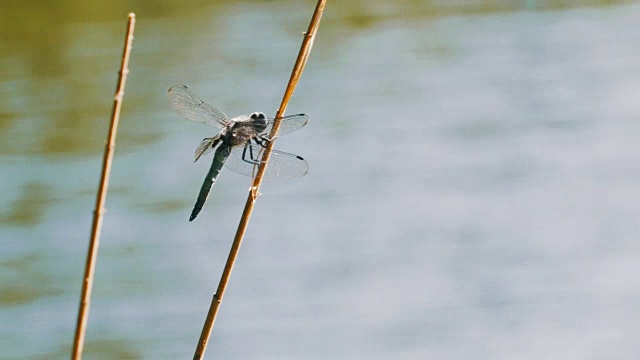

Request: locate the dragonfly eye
(250, 112), (266, 120)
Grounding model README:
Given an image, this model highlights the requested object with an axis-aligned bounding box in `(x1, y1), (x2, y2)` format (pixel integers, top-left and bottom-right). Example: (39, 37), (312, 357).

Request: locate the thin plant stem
(71, 13), (136, 360)
(192, 1), (326, 359)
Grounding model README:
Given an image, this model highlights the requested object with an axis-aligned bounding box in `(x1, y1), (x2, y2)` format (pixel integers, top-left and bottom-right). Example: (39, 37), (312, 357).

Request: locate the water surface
(2, 1), (640, 359)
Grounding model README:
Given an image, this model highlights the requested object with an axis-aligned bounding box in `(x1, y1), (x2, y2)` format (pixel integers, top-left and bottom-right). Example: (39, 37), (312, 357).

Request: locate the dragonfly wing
(168, 85), (228, 129)
(194, 137), (217, 162)
(264, 149), (309, 178)
(262, 114), (309, 137)
(225, 144), (308, 179)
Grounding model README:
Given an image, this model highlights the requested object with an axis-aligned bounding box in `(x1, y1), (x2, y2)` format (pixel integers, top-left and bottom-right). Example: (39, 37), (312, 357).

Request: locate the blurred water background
(2, 0), (640, 359)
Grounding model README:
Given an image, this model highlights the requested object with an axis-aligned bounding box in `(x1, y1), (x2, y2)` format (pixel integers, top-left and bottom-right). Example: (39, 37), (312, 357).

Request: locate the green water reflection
(1, 182), (55, 226)
(1, 254), (62, 306)
(0, 0), (628, 157)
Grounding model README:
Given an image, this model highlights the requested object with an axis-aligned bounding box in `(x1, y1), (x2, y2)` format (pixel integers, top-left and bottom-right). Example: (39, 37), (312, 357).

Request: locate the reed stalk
(71, 13), (136, 360)
(192, 1), (326, 359)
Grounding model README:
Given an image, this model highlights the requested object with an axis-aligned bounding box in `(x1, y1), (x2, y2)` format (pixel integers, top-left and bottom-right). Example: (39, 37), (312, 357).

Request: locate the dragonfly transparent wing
(168, 85), (229, 129)
(194, 137), (217, 162)
(225, 144), (308, 179)
(262, 114), (309, 137)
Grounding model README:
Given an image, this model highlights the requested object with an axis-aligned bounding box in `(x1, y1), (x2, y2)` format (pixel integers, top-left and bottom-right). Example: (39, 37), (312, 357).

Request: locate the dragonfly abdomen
(189, 145), (232, 221)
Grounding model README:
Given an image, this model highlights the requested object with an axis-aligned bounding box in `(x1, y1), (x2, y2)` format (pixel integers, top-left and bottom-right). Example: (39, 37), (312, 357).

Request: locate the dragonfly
(168, 84), (309, 221)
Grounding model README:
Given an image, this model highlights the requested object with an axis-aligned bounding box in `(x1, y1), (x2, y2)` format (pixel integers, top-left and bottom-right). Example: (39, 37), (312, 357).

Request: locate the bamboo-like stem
(192, 1), (326, 359)
(71, 13), (136, 360)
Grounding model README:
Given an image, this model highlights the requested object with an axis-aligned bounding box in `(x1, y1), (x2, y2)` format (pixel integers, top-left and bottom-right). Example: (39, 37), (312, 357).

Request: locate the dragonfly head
(250, 112), (268, 130)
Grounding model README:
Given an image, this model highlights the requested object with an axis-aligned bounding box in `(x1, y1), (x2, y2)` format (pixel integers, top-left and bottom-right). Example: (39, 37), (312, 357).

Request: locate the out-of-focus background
(2, 0), (640, 358)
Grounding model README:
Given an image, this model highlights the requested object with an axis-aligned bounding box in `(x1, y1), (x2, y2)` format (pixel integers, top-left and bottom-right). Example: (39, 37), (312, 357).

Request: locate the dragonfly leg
(262, 134), (278, 143)
(253, 136), (269, 148)
(241, 144), (260, 165)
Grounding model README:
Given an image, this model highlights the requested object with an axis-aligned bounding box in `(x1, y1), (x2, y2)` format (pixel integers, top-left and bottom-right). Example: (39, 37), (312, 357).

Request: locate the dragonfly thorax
(224, 122), (262, 147)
